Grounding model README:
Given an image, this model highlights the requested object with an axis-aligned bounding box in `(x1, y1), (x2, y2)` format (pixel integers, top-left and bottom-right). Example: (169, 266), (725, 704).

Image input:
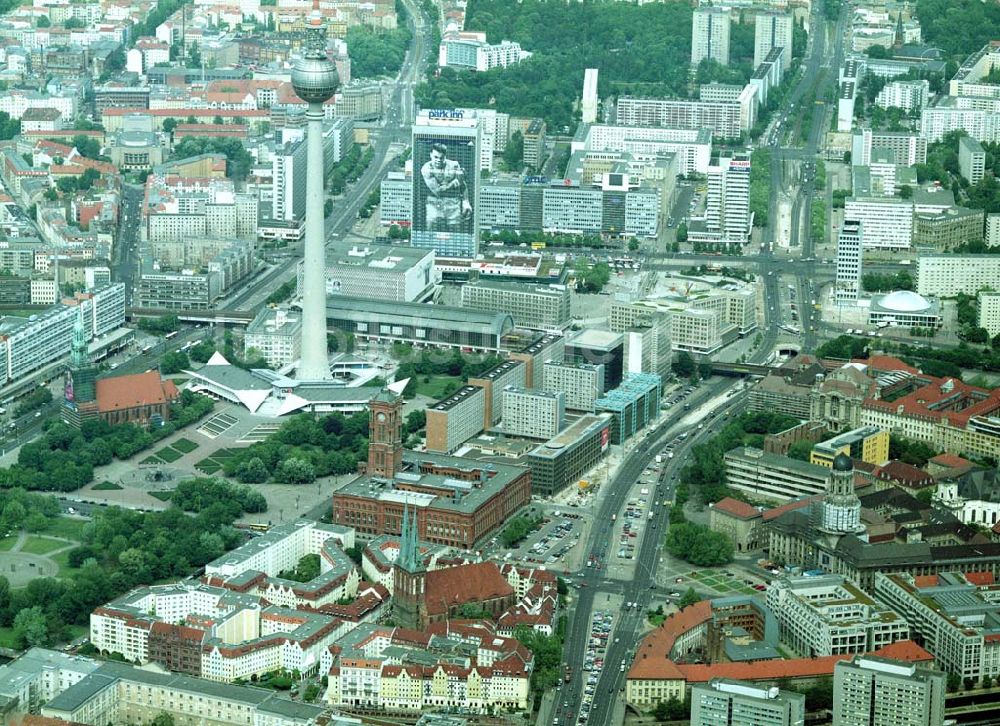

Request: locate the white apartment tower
(706, 153), (752, 243)
(692, 7), (731, 67)
(833, 656), (946, 726)
(754, 12), (794, 71)
(582, 68), (599, 124)
(836, 220), (863, 305)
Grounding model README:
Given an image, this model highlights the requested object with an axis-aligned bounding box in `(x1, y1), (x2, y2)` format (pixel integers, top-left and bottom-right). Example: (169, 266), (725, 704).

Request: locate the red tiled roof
(678, 655), (848, 683)
(711, 497), (761, 520)
(964, 571), (995, 586)
(855, 355), (921, 375)
(872, 640), (934, 663)
(930, 453), (973, 469)
(627, 601), (712, 680)
(95, 371), (179, 413)
(761, 496), (821, 522)
(424, 562), (513, 617)
(914, 575), (939, 588)
(875, 460), (934, 487)
(101, 108), (269, 117)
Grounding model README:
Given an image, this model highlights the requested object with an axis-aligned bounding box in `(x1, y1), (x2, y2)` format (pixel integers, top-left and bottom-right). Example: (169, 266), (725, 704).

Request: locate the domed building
(868, 289), (942, 330)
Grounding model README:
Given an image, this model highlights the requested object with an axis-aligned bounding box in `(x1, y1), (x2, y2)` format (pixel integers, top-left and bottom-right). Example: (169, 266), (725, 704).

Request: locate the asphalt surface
(555, 3), (846, 724)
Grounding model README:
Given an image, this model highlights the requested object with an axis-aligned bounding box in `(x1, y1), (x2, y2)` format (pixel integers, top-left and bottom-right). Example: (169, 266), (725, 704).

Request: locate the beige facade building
(501, 387), (565, 440)
(425, 385), (486, 453)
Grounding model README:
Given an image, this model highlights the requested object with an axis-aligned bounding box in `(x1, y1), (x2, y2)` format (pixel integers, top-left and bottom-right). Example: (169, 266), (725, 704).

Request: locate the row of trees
(329, 145), (375, 196)
(0, 391), (213, 492)
(500, 513), (543, 547)
(749, 149), (771, 228)
(223, 411), (370, 485)
(861, 271), (914, 292)
(663, 521), (734, 566)
(345, 25), (412, 78)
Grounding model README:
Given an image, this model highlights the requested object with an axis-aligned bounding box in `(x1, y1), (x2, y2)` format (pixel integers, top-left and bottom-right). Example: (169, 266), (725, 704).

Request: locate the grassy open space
(196, 458), (222, 474)
(414, 375), (461, 400)
(172, 438), (199, 454)
(141, 455), (164, 466)
(40, 517), (88, 541)
(149, 491), (173, 502)
(92, 480), (122, 491)
(0, 536), (16, 551)
(20, 536), (68, 555)
(51, 549), (78, 577)
(155, 446), (183, 463)
(0, 626), (20, 649)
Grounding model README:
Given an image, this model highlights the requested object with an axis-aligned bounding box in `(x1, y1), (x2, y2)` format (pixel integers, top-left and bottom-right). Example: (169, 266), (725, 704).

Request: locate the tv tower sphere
(290, 10), (339, 104)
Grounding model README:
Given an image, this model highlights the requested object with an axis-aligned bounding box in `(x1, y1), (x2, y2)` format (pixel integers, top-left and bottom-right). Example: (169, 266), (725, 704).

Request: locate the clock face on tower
(377, 412), (387, 422)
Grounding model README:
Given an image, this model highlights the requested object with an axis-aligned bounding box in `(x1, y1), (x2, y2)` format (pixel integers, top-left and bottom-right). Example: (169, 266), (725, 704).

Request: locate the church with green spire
(392, 503), (427, 629)
(61, 306), (99, 426)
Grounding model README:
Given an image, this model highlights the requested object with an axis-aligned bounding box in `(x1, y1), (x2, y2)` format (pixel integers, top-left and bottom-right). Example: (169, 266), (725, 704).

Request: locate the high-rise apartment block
(706, 153), (752, 243)
(692, 7), (731, 67)
(690, 679), (805, 726)
(852, 129), (927, 167)
(425, 385), (486, 453)
(836, 220), (863, 305)
(959, 135), (987, 185)
(502, 387), (565, 440)
(754, 12), (793, 71)
(542, 362), (604, 412)
(833, 656), (946, 726)
(582, 68), (599, 124)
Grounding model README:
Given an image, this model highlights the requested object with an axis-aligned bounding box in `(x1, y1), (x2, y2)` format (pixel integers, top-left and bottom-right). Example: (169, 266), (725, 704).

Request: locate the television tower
(290, 0), (338, 380)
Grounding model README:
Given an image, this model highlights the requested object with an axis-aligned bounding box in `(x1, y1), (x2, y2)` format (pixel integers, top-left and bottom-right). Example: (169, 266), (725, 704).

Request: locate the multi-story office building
(566, 329), (624, 391)
(852, 129), (927, 167)
(411, 110), (482, 258)
(502, 387), (565, 440)
(508, 332), (565, 388)
(916, 254), (1000, 296)
(754, 12), (793, 70)
(542, 362), (604, 412)
(844, 197), (913, 249)
(875, 571), (1000, 683)
(911, 206), (985, 250)
(833, 655), (946, 726)
(526, 413), (612, 496)
(594, 372), (661, 444)
(811, 426), (889, 468)
(318, 245), (437, 303)
(244, 307), (301, 368)
(978, 291), (1000, 336)
(425, 385), (486, 454)
(705, 153), (752, 243)
(836, 220), (863, 305)
(616, 96), (745, 139)
(136, 244), (254, 310)
(671, 307), (732, 355)
(573, 124), (713, 175)
(326, 297), (514, 353)
(691, 679), (805, 726)
(766, 575), (908, 657)
(724, 446), (832, 502)
(468, 359), (526, 428)
(960, 136), (987, 184)
(437, 32), (531, 72)
(379, 171), (411, 226)
(692, 7), (730, 67)
(460, 280), (570, 331)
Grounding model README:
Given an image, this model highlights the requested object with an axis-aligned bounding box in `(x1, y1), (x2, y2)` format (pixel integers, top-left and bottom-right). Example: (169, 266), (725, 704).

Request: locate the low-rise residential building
(42, 661), (326, 726)
(324, 621), (533, 713)
(766, 575), (908, 658)
(874, 571), (1000, 683)
(724, 447), (832, 503)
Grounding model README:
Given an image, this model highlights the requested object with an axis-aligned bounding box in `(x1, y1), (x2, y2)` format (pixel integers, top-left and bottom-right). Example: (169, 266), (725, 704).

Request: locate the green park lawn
(92, 480), (123, 491)
(414, 376), (460, 400)
(20, 536), (68, 555)
(155, 446), (183, 463)
(40, 517), (88, 541)
(172, 438), (199, 454)
(0, 536), (16, 552)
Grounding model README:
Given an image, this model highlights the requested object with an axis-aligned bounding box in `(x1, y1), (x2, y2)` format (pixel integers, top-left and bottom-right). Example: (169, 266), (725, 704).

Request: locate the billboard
(412, 131), (478, 256)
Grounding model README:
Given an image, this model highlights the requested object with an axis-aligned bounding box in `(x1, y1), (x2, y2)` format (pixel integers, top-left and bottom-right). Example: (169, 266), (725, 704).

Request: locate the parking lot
(484, 505), (587, 573)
